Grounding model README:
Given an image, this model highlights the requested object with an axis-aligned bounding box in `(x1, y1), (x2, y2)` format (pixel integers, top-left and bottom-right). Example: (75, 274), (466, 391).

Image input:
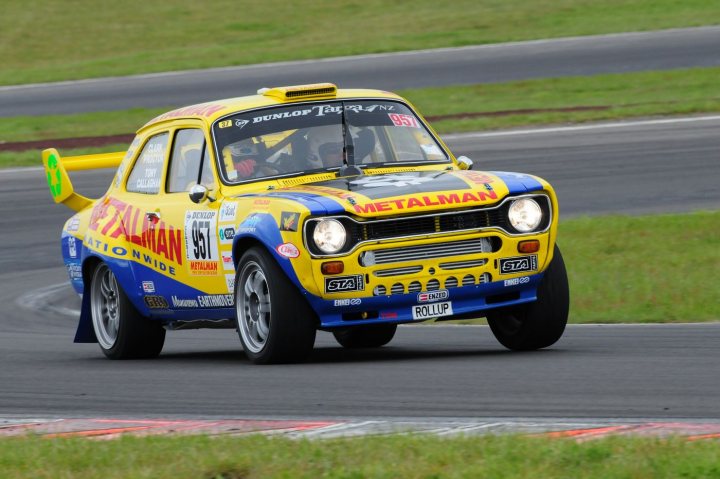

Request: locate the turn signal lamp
(321, 261), (345, 275)
(518, 240), (540, 253)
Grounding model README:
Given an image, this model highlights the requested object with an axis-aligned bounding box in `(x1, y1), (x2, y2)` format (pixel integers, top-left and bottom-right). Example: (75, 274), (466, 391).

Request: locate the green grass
(2, 66), (720, 169)
(0, 145), (128, 169)
(2, 433), (720, 478)
(1, 0), (719, 86)
(403, 67), (720, 133)
(561, 211), (720, 323)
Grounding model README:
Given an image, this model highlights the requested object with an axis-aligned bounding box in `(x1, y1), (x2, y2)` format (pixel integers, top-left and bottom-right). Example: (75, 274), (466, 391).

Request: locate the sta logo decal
(325, 275), (364, 293)
(349, 174), (434, 188)
(499, 255), (538, 274)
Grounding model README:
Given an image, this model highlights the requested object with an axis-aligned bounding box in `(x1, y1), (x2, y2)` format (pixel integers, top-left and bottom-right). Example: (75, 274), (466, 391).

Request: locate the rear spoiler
(42, 148), (125, 212)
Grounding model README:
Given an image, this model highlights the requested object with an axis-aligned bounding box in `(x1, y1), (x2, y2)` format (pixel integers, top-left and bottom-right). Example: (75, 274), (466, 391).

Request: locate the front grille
(439, 259), (488, 270)
(305, 195), (551, 257)
(367, 237), (494, 265)
(373, 265), (423, 277)
(350, 208), (508, 242)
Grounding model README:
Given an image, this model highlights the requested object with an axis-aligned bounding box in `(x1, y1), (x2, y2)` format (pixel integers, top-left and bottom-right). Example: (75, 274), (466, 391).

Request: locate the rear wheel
(487, 245), (569, 350)
(89, 263), (165, 359)
(235, 247), (317, 364)
(333, 324), (397, 348)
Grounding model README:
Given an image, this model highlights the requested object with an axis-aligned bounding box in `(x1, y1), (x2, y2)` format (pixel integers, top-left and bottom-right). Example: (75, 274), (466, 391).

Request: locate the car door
(159, 126), (232, 310)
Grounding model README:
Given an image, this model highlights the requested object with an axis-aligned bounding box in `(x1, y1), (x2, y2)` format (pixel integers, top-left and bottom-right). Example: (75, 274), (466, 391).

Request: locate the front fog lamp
(508, 198), (543, 233)
(312, 219), (347, 254)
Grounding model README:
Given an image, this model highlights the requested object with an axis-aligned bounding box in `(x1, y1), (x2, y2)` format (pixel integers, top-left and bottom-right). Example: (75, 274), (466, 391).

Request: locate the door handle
(145, 211), (161, 223)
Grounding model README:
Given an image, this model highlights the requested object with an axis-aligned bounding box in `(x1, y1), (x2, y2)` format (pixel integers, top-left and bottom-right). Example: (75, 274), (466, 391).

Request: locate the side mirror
(189, 184), (209, 204)
(457, 156), (474, 170)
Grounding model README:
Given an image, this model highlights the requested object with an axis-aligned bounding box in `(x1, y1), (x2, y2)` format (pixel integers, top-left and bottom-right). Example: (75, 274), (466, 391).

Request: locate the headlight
(312, 219), (347, 254)
(508, 198), (543, 233)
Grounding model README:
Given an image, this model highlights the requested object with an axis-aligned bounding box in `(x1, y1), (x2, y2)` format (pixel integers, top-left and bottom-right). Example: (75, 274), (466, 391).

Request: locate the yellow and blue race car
(43, 83), (569, 364)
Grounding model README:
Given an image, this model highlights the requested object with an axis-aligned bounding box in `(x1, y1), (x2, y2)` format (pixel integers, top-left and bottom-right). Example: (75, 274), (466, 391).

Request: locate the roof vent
(261, 83), (337, 101)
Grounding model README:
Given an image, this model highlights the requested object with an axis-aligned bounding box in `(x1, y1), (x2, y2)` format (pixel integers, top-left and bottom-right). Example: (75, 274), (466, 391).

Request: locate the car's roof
(138, 84), (404, 134)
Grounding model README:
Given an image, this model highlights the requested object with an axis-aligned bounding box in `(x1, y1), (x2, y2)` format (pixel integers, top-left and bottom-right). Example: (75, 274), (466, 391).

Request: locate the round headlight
(508, 198), (543, 233)
(312, 219), (347, 254)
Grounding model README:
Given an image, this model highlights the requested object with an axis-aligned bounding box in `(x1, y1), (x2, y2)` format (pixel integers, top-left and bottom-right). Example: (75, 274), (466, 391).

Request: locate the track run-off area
(1, 114), (719, 437)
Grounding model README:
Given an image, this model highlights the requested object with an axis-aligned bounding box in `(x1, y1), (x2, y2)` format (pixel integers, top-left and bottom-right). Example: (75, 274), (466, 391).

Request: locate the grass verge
(561, 211), (720, 323)
(2, 66), (720, 168)
(2, 0), (719, 85)
(1, 433), (719, 478)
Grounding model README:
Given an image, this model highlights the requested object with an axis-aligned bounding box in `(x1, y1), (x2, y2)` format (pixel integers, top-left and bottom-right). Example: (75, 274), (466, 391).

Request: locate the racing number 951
(192, 220), (211, 259)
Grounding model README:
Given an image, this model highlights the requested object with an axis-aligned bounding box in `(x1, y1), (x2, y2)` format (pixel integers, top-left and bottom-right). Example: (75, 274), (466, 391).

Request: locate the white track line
(442, 115), (720, 140)
(5, 114), (720, 176)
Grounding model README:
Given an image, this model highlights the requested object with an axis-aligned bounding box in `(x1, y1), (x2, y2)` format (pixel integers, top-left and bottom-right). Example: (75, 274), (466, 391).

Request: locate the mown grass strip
(402, 66), (720, 133)
(1, 433), (719, 478)
(2, 66), (720, 168)
(2, 0), (719, 85)
(561, 211), (720, 323)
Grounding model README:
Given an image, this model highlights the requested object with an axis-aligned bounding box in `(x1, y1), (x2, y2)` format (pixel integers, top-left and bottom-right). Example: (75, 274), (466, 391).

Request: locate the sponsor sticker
(504, 276), (530, 287)
(412, 301), (453, 320)
(67, 264), (82, 281)
(279, 212), (299, 232)
(333, 298), (362, 307)
(325, 275), (365, 293)
(499, 255), (538, 275)
(67, 216), (80, 232)
(276, 242), (300, 259)
(219, 226), (235, 244)
(388, 113), (420, 128)
(219, 202), (238, 222)
(67, 236), (77, 258)
(225, 274), (236, 294)
(184, 210), (218, 275)
(144, 295), (169, 309)
(349, 174), (434, 188)
(171, 294), (234, 308)
(142, 281), (155, 293)
(221, 251), (234, 271)
(417, 290), (449, 303)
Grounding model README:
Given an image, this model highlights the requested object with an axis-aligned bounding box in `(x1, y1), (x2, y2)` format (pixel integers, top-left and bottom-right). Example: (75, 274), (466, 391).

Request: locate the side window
(167, 129), (214, 193)
(126, 133), (168, 194)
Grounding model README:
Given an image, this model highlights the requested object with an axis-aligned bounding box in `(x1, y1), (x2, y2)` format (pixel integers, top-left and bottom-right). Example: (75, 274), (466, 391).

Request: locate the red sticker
(276, 243), (300, 258)
(388, 113), (420, 128)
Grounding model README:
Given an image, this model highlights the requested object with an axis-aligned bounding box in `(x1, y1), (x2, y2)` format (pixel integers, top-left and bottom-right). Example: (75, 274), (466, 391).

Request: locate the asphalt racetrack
(1, 116), (719, 420)
(2, 26), (720, 116)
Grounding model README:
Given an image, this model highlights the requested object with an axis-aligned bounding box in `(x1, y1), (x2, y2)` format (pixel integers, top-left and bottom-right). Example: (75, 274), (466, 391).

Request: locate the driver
(306, 124), (344, 168)
(225, 140), (279, 179)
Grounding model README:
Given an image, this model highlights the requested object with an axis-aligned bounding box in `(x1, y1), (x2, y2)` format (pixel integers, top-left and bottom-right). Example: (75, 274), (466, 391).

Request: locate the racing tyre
(89, 263), (166, 359)
(235, 247), (317, 364)
(487, 245), (569, 350)
(333, 324), (397, 348)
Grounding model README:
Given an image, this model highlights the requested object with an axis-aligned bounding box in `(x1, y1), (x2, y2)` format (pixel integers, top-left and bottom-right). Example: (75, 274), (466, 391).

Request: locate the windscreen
(212, 100), (450, 184)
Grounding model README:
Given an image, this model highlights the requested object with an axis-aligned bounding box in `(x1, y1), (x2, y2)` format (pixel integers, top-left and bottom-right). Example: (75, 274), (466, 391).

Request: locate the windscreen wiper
(338, 101), (363, 177)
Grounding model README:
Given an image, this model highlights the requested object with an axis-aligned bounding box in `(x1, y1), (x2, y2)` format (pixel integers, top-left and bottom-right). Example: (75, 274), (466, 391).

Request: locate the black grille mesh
(347, 209), (509, 242)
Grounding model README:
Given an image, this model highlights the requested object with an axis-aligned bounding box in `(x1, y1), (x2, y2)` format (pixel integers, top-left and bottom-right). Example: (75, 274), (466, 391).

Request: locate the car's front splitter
(306, 273), (544, 328)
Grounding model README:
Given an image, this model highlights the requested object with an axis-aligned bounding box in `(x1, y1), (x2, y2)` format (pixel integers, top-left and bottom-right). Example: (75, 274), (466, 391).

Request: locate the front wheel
(487, 245), (569, 350)
(333, 324), (397, 348)
(235, 247), (317, 364)
(89, 262), (165, 359)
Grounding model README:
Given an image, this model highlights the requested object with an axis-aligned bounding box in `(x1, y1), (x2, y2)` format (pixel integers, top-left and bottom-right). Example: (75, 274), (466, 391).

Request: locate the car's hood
(242, 170), (546, 217)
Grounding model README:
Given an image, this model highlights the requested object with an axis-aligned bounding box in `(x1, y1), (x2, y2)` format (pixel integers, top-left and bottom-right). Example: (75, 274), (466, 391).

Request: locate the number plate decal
(412, 301), (453, 320)
(184, 210), (219, 276)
